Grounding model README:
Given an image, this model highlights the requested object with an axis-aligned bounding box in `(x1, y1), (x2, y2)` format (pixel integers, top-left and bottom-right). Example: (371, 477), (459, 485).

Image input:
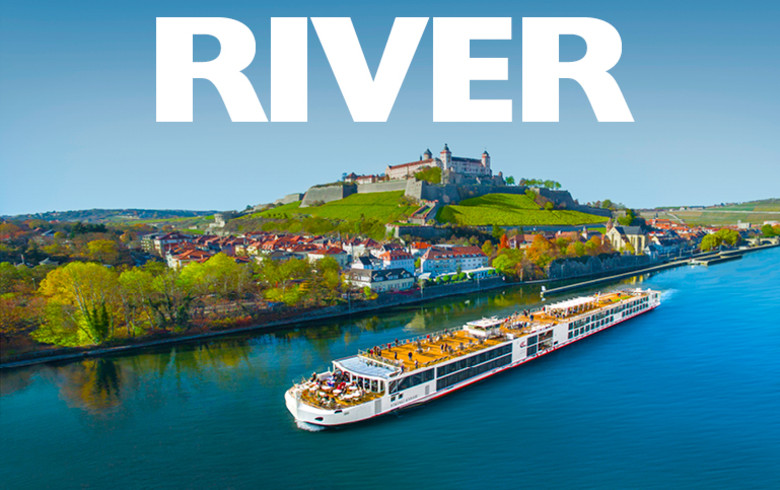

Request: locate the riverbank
(2, 243), (776, 369)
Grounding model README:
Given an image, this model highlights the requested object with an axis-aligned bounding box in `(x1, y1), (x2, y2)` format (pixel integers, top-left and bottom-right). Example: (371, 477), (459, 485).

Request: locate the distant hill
(715, 198), (780, 212)
(645, 197), (780, 226)
(4, 209), (218, 224)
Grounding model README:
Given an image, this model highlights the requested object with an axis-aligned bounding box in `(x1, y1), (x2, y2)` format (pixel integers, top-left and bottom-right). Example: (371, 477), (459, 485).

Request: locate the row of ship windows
(436, 344), (513, 377)
(568, 316), (614, 338)
(389, 368), (434, 394)
(436, 354), (513, 391)
(570, 298), (650, 329)
(567, 301), (649, 339)
(389, 344), (514, 395)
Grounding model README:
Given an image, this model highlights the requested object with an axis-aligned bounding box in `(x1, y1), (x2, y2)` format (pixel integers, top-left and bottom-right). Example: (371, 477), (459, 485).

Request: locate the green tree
(566, 241), (586, 257)
(87, 239), (120, 264)
(414, 166), (442, 184)
(36, 262), (120, 345)
(150, 266), (192, 329)
(118, 267), (157, 336)
(700, 234), (719, 252)
(505, 176), (515, 185)
(258, 258), (313, 307)
(618, 209), (637, 226)
(180, 253), (253, 301)
(482, 240), (495, 257)
(492, 248), (524, 277)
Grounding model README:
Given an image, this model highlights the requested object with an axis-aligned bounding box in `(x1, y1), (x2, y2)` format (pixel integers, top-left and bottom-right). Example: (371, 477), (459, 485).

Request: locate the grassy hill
(231, 191), (418, 239)
(437, 193), (609, 227)
(716, 198), (780, 212)
(252, 191), (417, 222)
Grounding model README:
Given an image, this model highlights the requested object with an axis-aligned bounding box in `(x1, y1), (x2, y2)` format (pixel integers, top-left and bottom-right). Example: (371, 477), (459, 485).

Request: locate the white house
(347, 268), (415, 292)
(420, 246), (488, 276)
(307, 247), (350, 268)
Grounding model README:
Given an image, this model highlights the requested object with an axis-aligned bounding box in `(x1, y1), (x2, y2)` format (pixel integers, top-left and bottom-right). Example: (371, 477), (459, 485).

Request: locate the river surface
(1, 248), (779, 489)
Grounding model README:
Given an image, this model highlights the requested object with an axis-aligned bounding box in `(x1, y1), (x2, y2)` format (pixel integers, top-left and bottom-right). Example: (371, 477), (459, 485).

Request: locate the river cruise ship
(285, 288), (661, 427)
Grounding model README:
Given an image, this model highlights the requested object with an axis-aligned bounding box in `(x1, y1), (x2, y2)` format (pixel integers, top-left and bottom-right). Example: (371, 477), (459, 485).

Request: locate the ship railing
(357, 352), (404, 371)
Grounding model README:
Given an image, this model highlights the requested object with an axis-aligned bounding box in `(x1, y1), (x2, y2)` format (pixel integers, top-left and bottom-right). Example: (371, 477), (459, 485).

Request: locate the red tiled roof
(411, 242), (431, 249)
(387, 158), (435, 170)
(422, 246), (486, 260)
(379, 250), (413, 260)
(310, 247), (345, 255)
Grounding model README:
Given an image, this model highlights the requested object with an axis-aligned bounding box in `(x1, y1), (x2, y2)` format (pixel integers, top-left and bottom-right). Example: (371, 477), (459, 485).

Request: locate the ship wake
(296, 420), (326, 432)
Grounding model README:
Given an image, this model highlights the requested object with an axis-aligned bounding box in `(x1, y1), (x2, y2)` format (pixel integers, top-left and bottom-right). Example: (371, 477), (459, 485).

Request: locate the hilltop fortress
(291, 145), (609, 219)
(385, 144), (493, 181)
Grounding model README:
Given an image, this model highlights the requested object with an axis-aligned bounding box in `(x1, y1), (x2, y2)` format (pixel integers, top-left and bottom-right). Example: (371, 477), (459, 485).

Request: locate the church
(385, 144), (492, 180)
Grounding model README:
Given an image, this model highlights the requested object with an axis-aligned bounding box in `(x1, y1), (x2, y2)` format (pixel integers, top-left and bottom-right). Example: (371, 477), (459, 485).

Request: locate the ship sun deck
(501, 291), (635, 334)
(361, 329), (506, 372)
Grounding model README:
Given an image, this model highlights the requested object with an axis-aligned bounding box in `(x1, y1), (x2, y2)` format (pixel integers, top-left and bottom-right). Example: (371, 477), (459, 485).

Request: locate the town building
(420, 246), (489, 276)
(376, 249), (415, 274)
(606, 225), (648, 254)
(343, 173), (382, 184)
(342, 237), (380, 258)
(645, 232), (688, 259)
(142, 232), (191, 256)
(351, 255), (383, 270)
(347, 268), (415, 293)
(166, 248), (212, 269)
(307, 247), (350, 268)
(408, 242), (432, 257)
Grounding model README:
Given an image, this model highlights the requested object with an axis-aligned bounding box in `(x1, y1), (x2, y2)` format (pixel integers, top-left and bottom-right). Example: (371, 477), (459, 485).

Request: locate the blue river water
(1, 248), (779, 489)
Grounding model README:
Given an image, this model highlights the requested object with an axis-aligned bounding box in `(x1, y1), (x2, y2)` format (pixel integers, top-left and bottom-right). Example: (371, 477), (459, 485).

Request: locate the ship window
(527, 344), (538, 356)
(390, 369), (434, 394)
(436, 354), (512, 391)
(528, 335), (538, 345)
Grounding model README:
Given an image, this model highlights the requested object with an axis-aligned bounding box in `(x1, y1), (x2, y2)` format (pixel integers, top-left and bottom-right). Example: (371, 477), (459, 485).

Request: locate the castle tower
(423, 148), (432, 160)
(440, 144), (452, 170)
(481, 150), (491, 169)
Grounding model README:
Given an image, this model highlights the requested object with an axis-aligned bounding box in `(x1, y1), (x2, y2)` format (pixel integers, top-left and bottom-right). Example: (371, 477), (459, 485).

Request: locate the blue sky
(1, 0), (778, 215)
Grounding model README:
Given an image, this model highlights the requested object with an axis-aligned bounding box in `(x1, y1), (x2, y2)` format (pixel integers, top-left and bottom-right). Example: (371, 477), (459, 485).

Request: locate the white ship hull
(286, 289), (660, 427)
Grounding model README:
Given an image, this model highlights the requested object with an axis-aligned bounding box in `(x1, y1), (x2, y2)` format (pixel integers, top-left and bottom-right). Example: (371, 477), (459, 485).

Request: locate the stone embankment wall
(403, 181), (610, 218)
(356, 180), (408, 193)
(389, 224), (451, 239)
(537, 189), (612, 217)
(547, 253), (654, 280)
(275, 193), (303, 205)
(301, 184), (357, 207)
(299, 178), (610, 217)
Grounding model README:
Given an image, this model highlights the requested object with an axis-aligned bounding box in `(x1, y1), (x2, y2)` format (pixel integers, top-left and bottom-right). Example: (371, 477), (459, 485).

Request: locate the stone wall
(356, 180), (408, 194)
(274, 193), (303, 205)
(388, 224), (451, 239)
(547, 253), (654, 280)
(537, 188), (612, 217)
(404, 180), (461, 204)
(300, 184), (357, 207)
